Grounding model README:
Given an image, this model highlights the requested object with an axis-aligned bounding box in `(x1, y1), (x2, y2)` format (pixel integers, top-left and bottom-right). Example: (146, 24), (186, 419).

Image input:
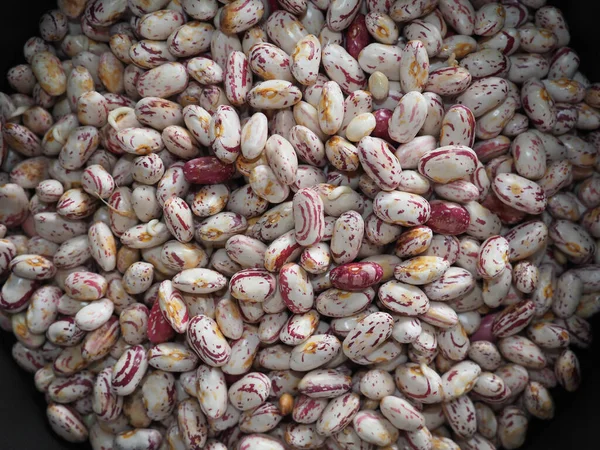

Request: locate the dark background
(1, 0), (599, 449)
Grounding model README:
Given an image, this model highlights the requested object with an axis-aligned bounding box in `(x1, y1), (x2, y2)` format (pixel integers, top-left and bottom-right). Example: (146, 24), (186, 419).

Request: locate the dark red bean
(372, 108), (393, 142)
(183, 156), (236, 184)
(471, 313), (498, 343)
(482, 192), (527, 225)
(345, 14), (370, 61)
(426, 200), (471, 235)
(147, 298), (176, 344)
(329, 262), (384, 291)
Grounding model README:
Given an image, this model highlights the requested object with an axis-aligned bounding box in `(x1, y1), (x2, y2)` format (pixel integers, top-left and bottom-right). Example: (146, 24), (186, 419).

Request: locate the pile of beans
(1, 0), (600, 448)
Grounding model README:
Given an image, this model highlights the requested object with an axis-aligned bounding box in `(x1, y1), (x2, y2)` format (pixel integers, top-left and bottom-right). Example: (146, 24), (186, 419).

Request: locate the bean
(111, 345), (148, 396)
(187, 315), (231, 367)
(47, 404), (88, 443)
